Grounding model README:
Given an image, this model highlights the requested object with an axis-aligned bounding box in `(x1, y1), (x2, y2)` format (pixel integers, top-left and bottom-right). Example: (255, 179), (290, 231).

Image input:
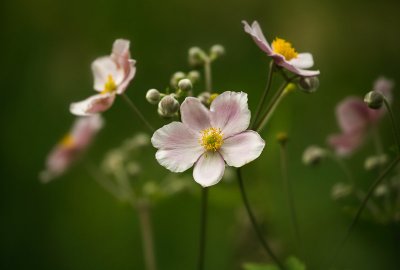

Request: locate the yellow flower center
(200, 127), (224, 152)
(60, 134), (74, 148)
(100, 75), (117, 94)
(271, 38), (298, 61)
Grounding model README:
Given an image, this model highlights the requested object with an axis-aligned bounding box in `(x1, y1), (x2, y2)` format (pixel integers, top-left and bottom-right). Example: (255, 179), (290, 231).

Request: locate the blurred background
(1, 0), (400, 269)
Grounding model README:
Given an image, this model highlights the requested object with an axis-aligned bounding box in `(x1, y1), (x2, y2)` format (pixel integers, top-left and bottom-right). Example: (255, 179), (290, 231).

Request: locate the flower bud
(364, 154), (388, 171)
(298, 76), (319, 93)
(170, 71), (186, 87)
(364, 91), (384, 109)
(276, 132), (289, 145)
(197, 92), (211, 106)
(302, 145), (326, 166)
(374, 184), (388, 197)
(188, 47), (207, 66)
(146, 88), (161, 104)
(188, 70), (200, 83)
(331, 182), (352, 200)
(210, 44), (225, 59)
(158, 95), (180, 117)
(178, 79), (193, 92)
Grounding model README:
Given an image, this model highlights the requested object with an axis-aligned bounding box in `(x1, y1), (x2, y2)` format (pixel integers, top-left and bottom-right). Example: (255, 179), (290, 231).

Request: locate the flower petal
(279, 60), (320, 77)
(116, 59), (136, 95)
(193, 152), (225, 187)
(92, 57), (125, 91)
(210, 91), (250, 138)
(373, 76), (394, 102)
(181, 97), (211, 132)
(72, 115), (104, 148)
(328, 131), (365, 157)
(288, 52), (314, 69)
(70, 93), (116, 116)
(152, 122), (203, 172)
(220, 131), (265, 167)
(242, 20), (274, 55)
(335, 97), (370, 133)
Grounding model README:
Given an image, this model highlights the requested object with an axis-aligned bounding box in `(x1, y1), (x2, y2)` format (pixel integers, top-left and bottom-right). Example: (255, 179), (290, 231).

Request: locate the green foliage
(244, 256), (305, 270)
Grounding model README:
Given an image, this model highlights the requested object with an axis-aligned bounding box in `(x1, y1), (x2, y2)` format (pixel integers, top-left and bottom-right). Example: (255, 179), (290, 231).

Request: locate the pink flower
(242, 20), (320, 77)
(151, 91), (265, 187)
(328, 77), (393, 156)
(70, 39), (136, 116)
(40, 115), (104, 182)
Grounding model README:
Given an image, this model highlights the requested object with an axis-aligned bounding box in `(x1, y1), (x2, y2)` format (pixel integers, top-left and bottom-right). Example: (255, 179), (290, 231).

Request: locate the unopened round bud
(210, 44), (225, 59)
(188, 47), (207, 66)
(331, 182), (352, 200)
(374, 184), (389, 197)
(170, 71), (186, 87)
(364, 154), (388, 171)
(302, 145), (326, 166)
(298, 76), (319, 93)
(178, 79), (193, 92)
(197, 92), (211, 105)
(146, 89), (161, 104)
(188, 71), (200, 83)
(158, 95), (180, 117)
(364, 91), (384, 109)
(276, 132), (289, 145)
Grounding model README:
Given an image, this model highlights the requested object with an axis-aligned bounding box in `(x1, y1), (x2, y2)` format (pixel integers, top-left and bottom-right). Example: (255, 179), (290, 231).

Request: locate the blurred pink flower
(242, 20), (320, 77)
(151, 91), (265, 187)
(70, 39), (136, 116)
(40, 115), (104, 182)
(328, 77), (394, 156)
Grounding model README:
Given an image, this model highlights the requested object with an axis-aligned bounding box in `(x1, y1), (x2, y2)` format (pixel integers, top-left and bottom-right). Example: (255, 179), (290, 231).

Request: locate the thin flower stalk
(122, 93), (155, 132)
(383, 98), (400, 153)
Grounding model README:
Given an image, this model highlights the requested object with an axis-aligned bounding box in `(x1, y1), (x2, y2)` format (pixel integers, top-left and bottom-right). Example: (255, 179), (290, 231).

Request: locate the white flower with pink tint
(328, 77), (394, 156)
(242, 20), (319, 77)
(40, 115), (104, 182)
(70, 39), (136, 116)
(151, 91), (265, 187)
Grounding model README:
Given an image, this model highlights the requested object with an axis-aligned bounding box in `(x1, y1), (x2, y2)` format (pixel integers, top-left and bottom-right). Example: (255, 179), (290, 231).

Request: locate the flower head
(151, 91), (265, 187)
(40, 115), (104, 182)
(242, 20), (320, 77)
(70, 39), (136, 116)
(328, 77), (394, 156)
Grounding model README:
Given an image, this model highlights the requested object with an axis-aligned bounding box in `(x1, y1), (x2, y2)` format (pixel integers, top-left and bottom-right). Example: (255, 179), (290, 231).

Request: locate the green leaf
(285, 256), (306, 270)
(243, 256), (306, 270)
(243, 263), (279, 270)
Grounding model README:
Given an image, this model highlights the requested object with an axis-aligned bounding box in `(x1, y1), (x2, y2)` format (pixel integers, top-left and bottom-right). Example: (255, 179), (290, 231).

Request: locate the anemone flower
(40, 115), (104, 182)
(328, 77), (394, 156)
(151, 91), (265, 187)
(70, 39), (136, 116)
(242, 20), (319, 77)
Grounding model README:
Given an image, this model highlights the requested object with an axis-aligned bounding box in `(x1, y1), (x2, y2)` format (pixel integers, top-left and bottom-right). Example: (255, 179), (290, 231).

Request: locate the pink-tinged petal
(220, 131), (265, 167)
(70, 93), (116, 116)
(280, 60), (320, 77)
(373, 76), (394, 102)
(336, 97), (370, 133)
(116, 59), (136, 95)
(328, 131), (365, 157)
(288, 53), (314, 69)
(152, 122), (203, 172)
(111, 39), (131, 62)
(92, 57), (125, 91)
(242, 20), (274, 55)
(40, 146), (75, 183)
(193, 152), (225, 187)
(181, 97), (211, 132)
(72, 115), (104, 148)
(210, 91), (250, 137)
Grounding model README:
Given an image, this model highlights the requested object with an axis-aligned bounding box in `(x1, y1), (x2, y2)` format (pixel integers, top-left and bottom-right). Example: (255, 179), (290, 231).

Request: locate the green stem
(84, 162), (123, 199)
(326, 155), (400, 269)
(279, 143), (302, 253)
(204, 59), (212, 93)
(383, 98), (400, 153)
(122, 93), (155, 132)
(198, 187), (209, 270)
(251, 61), (275, 129)
(236, 168), (286, 270)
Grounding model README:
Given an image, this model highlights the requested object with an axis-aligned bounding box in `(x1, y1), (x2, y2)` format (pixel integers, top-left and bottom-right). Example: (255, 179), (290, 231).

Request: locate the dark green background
(1, 0), (400, 269)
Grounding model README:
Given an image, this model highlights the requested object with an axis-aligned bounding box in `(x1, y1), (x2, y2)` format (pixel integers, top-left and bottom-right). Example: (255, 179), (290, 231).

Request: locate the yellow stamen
(60, 134), (74, 148)
(200, 127), (224, 152)
(100, 75), (117, 94)
(209, 93), (219, 104)
(271, 38), (298, 61)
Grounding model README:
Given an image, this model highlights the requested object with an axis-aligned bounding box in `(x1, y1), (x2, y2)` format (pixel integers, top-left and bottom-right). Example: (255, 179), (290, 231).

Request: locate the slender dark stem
(136, 200), (158, 270)
(236, 168), (285, 270)
(251, 61), (275, 129)
(325, 155), (400, 269)
(383, 98), (400, 153)
(279, 143), (301, 253)
(204, 59), (212, 93)
(122, 93), (155, 132)
(198, 187), (209, 270)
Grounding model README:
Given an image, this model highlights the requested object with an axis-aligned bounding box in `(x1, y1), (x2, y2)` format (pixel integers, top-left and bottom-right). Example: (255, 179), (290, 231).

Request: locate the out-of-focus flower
(328, 77), (394, 156)
(331, 182), (353, 200)
(70, 39), (136, 116)
(302, 145), (326, 166)
(151, 91), (265, 187)
(242, 20), (319, 77)
(40, 115), (104, 182)
(364, 154), (388, 171)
